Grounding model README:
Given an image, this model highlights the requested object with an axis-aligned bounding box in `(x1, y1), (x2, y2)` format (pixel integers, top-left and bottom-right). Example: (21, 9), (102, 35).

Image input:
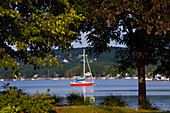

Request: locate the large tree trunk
(134, 30), (147, 109)
(137, 51), (146, 109)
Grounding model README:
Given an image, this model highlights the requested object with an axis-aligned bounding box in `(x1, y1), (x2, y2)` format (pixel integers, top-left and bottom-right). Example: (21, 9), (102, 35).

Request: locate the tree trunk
(137, 51), (146, 109)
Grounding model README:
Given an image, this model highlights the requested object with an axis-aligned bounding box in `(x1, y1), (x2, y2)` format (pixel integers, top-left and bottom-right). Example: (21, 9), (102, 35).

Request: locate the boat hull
(70, 82), (94, 86)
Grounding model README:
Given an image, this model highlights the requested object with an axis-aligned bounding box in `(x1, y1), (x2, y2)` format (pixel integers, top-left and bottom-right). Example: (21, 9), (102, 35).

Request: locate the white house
(63, 59), (69, 63)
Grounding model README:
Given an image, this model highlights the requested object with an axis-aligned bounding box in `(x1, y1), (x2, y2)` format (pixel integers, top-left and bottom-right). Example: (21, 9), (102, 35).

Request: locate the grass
(55, 106), (169, 113)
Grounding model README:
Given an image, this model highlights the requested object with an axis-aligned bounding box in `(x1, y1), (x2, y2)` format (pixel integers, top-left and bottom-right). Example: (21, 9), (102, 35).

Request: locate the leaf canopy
(0, 0), (85, 76)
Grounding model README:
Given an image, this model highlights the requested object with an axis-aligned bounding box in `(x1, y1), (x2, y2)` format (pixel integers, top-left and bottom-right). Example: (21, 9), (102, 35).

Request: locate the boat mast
(83, 49), (85, 78)
(86, 54), (94, 82)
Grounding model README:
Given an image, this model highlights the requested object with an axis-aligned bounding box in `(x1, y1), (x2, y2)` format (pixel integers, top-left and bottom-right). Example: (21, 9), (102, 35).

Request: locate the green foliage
(66, 93), (91, 105)
(0, 83), (56, 113)
(91, 64), (106, 76)
(141, 100), (159, 110)
(101, 94), (127, 107)
(0, 0), (84, 77)
(51, 94), (62, 105)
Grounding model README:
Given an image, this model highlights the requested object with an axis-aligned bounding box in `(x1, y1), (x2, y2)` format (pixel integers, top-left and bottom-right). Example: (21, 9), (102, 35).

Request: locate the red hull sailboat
(70, 50), (94, 86)
(70, 82), (94, 86)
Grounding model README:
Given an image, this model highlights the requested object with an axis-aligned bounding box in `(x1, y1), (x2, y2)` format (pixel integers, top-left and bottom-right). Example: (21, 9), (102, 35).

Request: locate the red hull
(70, 82), (94, 86)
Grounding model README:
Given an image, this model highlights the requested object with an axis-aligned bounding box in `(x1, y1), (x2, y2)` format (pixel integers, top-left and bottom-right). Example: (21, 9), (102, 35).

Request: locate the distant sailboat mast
(86, 53), (94, 82)
(83, 49), (85, 78)
(70, 49), (94, 86)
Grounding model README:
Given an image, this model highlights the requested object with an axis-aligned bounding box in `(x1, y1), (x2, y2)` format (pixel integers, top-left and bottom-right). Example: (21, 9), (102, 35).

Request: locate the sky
(72, 33), (126, 48)
(10, 32), (126, 50)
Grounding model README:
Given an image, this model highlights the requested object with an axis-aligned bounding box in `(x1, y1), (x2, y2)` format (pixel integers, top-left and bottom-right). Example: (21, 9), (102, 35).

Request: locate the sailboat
(70, 49), (94, 86)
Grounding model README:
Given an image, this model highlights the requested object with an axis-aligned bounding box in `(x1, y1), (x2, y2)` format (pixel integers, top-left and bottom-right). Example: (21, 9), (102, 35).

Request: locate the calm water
(0, 79), (170, 110)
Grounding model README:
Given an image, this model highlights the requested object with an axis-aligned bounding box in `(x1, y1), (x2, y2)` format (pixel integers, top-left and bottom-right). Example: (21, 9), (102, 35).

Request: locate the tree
(0, 0), (84, 77)
(153, 43), (170, 77)
(107, 63), (118, 76)
(72, 0), (169, 109)
(91, 64), (106, 76)
(64, 66), (82, 77)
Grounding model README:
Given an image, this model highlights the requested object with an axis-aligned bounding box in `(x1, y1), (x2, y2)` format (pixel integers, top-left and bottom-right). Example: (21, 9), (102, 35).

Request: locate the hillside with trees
(0, 47), (158, 79)
(0, 47), (117, 78)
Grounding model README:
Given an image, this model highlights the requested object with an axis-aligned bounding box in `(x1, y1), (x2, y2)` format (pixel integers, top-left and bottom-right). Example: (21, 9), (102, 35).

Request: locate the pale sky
(72, 32), (126, 48)
(10, 33), (125, 50)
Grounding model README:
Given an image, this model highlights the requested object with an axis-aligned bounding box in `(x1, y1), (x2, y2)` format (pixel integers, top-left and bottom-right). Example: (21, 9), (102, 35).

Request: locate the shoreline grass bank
(55, 106), (169, 113)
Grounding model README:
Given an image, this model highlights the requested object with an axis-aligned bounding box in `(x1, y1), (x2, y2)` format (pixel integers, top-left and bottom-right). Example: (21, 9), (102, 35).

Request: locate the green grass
(55, 106), (169, 113)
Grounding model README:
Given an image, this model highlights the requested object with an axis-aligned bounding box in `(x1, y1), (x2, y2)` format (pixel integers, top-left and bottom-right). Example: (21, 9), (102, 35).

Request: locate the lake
(0, 79), (170, 110)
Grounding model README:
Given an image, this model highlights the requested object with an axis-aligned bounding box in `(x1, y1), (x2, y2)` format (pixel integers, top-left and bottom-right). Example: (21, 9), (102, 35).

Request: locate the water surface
(0, 79), (170, 110)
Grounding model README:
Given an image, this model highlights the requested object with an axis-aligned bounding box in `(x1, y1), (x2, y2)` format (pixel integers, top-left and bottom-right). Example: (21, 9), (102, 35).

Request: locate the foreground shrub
(0, 83), (56, 113)
(51, 94), (62, 105)
(66, 93), (91, 105)
(141, 100), (159, 110)
(101, 94), (127, 107)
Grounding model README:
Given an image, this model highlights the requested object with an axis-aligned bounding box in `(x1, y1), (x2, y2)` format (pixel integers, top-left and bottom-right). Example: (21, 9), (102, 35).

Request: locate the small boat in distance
(70, 49), (94, 86)
(70, 77), (94, 86)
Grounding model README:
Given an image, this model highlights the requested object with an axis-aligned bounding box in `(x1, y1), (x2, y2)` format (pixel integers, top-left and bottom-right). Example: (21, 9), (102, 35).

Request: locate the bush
(101, 94), (127, 107)
(66, 93), (91, 105)
(0, 83), (56, 113)
(51, 94), (62, 105)
(141, 100), (159, 110)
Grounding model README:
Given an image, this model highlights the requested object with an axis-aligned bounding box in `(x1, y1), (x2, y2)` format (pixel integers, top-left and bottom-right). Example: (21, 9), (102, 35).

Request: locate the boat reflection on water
(71, 85), (94, 101)
(83, 86), (86, 99)
(71, 85), (94, 94)
(82, 86), (95, 102)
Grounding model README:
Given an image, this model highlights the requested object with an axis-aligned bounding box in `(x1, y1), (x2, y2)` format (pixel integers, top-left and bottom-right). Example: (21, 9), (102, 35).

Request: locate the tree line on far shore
(0, 48), (158, 79)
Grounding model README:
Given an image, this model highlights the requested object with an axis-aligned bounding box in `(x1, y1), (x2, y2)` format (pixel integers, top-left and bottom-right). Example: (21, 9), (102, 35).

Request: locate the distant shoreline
(0, 77), (169, 81)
